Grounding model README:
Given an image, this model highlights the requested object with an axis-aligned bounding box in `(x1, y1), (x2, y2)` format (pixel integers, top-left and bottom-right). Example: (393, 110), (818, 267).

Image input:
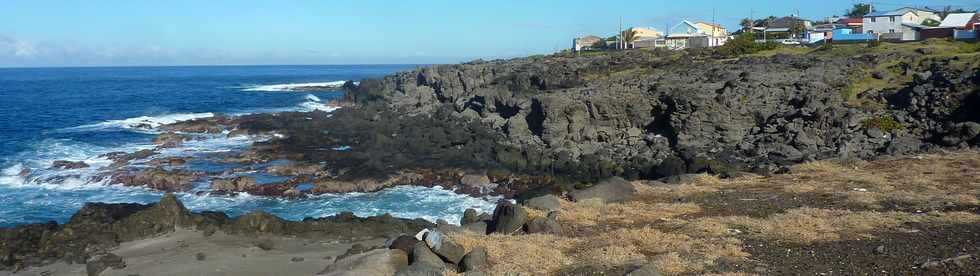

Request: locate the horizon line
(0, 63), (446, 70)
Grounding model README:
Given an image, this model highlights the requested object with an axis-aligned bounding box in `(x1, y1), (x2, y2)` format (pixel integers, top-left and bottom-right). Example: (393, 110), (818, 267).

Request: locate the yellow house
(626, 27), (663, 48)
(694, 22), (728, 37)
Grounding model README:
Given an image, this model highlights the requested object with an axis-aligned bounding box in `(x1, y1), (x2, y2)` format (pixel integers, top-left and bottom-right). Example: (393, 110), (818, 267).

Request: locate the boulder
(489, 202), (527, 234)
(387, 235), (419, 258)
(409, 242), (445, 269)
(86, 253), (125, 276)
(524, 215), (562, 235)
(423, 230), (465, 264)
(524, 194), (560, 211)
(460, 208), (480, 225)
(318, 249), (409, 276)
(51, 160), (89, 170)
(462, 221), (488, 235)
(568, 177), (638, 203)
(460, 247), (489, 272)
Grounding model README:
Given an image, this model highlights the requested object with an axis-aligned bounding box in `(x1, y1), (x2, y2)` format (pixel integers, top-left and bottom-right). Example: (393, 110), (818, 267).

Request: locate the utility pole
(619, 16), (624, 50)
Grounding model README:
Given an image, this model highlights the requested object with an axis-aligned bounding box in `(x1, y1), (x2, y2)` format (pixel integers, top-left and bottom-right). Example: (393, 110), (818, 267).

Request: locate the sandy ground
(5, 229), (386, 276)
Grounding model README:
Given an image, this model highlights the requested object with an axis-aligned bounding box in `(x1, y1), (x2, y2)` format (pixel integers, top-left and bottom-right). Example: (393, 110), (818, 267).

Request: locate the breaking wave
(63, 112), (215, 133)
(242, 81), (349, 92)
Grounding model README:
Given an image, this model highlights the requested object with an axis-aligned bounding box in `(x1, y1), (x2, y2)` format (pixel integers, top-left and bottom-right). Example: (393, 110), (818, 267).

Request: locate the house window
(890, 16), (896, 22)
(889, 29), (895, 33)
(871, 17), (876, 22)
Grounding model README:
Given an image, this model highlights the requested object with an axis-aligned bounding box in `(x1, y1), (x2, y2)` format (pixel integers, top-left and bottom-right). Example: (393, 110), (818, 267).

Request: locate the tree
(754, 16), (777, 28)
(621, 28), (640, 49)
(846, 3), (873, 18)
(922, 19), (941, 27)
(788, 18), (806, 38)
(740, 18), (755, 32)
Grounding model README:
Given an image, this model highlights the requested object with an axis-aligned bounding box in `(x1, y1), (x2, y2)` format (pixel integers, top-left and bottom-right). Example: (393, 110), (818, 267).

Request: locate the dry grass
(446, 151), (980, 275)
(448, 232), (581, 275)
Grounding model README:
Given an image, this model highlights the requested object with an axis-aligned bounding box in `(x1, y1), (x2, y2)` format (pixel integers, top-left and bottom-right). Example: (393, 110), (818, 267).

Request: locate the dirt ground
(449, 150), (980, 275)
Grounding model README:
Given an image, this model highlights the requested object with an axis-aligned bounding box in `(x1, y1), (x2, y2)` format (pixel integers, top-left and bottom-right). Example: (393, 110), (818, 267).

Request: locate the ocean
(0, 65), (499, 228)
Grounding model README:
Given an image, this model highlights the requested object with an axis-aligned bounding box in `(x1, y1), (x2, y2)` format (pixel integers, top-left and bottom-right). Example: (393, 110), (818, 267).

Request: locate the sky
(1, 0), (978, 67)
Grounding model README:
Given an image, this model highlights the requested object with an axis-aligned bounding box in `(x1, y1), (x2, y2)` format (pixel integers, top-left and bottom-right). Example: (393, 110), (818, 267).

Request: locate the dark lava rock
(102, 149), (158, 167)
(460, 247), (489, 273)
(290, 257), (304, 262)
(195, 252), (206, 261)
(489, 202), (527, 235)
(568, 177), (637, 203)
(86, 253), (125, 276)
(110, 168), (200, 192)
(387, 235), (419, 259)
(210, 176), (258, 192)
(153, 132), (190, 148)
(51, 160), (89, 170)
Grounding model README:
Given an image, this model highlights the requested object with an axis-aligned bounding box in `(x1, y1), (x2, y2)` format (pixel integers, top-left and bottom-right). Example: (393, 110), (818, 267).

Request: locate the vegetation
(713, 33), (779, 57)
(449, 151), (980, 275)
(845, 3), (873, 18)
(739, 18), (754, 32)
(863, 116), (905, 133)
(922, 19), (940, 27)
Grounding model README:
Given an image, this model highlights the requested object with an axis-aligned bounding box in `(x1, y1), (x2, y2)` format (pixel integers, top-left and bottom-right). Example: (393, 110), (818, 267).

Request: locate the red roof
(837, 18), (863, 26)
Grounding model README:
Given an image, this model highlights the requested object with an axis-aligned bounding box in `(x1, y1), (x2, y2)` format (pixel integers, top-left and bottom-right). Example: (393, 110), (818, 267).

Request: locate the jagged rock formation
(343, 47), (979, 180)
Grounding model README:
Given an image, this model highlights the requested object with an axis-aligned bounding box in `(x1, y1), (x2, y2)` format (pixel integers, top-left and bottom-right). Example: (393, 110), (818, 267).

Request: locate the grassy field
(448, 150), (980, 275)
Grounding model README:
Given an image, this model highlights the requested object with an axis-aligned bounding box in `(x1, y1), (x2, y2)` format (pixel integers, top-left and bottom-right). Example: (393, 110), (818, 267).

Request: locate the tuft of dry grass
(448, 232), (581, 275)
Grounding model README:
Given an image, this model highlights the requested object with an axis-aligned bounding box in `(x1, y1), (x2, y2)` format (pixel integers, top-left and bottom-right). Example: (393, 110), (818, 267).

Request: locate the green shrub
(714, 33), (779, 58)
(862, 116), (905, 133)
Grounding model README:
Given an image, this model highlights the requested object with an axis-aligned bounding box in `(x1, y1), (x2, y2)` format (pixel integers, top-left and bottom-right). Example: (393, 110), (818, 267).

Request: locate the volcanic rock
(569, 177), (638, 203)
(489, 202), (527, 234)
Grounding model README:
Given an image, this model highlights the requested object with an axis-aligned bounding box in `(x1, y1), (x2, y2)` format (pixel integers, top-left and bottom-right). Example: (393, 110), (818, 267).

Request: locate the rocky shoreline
(0, 194), (433, 273)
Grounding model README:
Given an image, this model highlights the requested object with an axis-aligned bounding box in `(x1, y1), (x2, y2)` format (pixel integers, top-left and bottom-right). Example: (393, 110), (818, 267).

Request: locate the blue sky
(0, 0), (977, 67)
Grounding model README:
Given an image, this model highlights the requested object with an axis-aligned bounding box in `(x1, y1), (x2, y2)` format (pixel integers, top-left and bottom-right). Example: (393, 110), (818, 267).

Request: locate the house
(939, 13), (980, 40)
(805, 24), (840, 44)
(627, 27), (664, 49)
(573, 35), (604, 52)
(863, 7), (941, 41)
(763, 16), (813, 39)
(662, 20), (728, 49)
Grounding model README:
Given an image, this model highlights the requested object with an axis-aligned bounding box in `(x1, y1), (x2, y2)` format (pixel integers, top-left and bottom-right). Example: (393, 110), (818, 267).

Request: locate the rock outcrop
(0, 194), (433, 271)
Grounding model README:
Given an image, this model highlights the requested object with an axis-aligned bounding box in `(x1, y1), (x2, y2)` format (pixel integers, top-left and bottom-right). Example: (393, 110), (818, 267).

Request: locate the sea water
(0, 65), (499, 227)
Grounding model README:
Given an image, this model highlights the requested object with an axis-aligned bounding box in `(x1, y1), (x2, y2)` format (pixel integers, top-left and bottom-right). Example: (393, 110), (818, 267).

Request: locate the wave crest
(243, 81), (348, 92)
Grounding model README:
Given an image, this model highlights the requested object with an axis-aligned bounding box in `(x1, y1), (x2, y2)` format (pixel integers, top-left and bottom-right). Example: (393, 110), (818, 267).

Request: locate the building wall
(864, 14), (904, 35)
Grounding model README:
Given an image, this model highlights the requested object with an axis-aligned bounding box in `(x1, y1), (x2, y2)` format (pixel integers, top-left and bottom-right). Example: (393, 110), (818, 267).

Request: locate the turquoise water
(0, 65), (499, 227)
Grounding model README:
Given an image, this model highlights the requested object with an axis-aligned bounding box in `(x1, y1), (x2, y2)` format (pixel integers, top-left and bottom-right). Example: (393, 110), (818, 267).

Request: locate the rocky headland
(4, 40), (980, 275)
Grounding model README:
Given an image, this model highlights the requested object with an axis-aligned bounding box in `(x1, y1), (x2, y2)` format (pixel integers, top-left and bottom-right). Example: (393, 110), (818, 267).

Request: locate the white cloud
(0, 35), (38, 58)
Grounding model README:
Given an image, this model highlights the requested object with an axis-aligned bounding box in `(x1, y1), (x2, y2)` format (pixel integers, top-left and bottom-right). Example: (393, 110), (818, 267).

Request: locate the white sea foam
(64, 112), (215, 133)
(243, 81), (348, 92)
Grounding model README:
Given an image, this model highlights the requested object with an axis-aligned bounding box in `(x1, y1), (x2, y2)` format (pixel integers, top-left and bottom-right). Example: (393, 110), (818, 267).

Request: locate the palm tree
(621, 28), (639, 49)
(740, 18), (755, 33)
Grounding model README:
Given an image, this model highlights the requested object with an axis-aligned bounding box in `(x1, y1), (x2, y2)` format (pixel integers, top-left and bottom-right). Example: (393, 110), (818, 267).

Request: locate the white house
(661, 20), (728, 49)
(863, 7), (941, 41)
